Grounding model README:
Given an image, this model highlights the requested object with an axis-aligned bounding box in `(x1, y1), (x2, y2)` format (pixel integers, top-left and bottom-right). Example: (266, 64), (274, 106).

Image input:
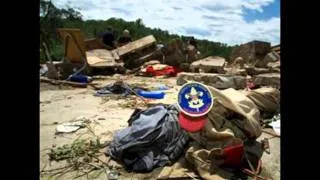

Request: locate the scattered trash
(94, 81), (146, 97)
(107, 170), (119, 180)
(269, 119), (280, 136)
(55, 121), (86, 134)
(55, 117), (90, 134)
(40, 37), (281, 179)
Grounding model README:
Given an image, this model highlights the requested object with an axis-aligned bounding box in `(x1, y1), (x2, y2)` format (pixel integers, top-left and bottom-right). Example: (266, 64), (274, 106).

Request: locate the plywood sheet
(113, 35), (156, 56)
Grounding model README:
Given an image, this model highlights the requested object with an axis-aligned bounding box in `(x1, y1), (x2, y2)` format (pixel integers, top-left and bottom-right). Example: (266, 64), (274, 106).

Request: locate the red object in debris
(246, 81), (255, 89)
(146, 65), (182, 77)
(222, 143), (244, 166)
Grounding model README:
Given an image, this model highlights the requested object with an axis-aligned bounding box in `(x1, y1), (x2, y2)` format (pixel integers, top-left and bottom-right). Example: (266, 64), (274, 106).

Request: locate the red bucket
(222, 142), (244, 166)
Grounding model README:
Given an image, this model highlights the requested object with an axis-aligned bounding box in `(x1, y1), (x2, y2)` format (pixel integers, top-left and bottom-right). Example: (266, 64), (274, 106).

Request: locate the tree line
(40, 0), (235, 63)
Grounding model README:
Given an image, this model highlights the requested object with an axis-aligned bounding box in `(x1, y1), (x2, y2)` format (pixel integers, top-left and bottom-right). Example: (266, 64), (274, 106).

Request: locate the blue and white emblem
(177, 82), (214, 117)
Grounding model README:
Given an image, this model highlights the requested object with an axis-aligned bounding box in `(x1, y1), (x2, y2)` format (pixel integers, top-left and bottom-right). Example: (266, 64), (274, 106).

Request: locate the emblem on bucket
(177, 82), (214, 117)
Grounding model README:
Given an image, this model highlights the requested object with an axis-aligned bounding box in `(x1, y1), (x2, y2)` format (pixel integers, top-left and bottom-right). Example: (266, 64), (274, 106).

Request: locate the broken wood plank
(40, 77), (87, 88)
(113, 35), (156, 57)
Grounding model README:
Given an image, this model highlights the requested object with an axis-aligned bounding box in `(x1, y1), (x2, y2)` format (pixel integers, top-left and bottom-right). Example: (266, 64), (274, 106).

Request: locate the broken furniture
(57, 28), (122, 76)
(113, 35), (157, 69)
(56, 28), (157, 76)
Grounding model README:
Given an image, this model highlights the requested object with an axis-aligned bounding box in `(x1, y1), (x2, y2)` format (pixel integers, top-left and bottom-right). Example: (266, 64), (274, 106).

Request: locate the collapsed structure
(178, 40), (280, 89)
(42, 29), (280, 91)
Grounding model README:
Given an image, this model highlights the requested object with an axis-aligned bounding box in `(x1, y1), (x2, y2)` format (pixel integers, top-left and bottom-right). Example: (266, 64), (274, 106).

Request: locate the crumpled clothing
(94, 82), (146, 97)
(107, 104), (189, 172)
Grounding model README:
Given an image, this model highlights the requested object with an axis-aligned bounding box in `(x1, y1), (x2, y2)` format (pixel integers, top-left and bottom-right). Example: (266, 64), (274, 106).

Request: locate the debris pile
(177, 40), (280, 89)
(40, 34), (281, 179)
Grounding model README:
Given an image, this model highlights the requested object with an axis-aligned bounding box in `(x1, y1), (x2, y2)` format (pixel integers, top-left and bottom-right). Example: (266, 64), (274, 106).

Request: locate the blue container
(69, 74), (91, 83)
(137, 90), (165, 99)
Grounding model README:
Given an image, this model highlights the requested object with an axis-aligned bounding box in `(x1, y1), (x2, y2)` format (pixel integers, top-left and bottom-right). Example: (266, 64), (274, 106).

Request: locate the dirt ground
(40, 75), (280, 180)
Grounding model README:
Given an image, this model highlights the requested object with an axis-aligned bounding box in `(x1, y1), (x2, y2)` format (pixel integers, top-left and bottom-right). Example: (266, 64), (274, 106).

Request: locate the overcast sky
(52, 0), (280, 46)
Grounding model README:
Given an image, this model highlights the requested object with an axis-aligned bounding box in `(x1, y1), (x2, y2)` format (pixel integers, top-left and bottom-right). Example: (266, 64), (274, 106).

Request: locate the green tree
(40, 2), (235, 63)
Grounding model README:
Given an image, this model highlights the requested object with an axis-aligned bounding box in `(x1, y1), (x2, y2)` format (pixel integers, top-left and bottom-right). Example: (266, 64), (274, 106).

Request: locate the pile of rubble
(177, 40), (280, 89)
(40, 34), (281, 179)
(40, 28), (280, 91)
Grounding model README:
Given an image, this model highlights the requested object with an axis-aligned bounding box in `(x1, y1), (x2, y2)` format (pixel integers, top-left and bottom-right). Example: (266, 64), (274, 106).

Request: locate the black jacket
(102, 31), (115, 47)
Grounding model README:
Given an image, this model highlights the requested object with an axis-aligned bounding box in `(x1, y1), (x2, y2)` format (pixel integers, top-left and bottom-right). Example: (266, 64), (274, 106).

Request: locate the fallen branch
(42, 166), (73, 177)
(41, 165), (72, 173)
(40, 77), (87, 88)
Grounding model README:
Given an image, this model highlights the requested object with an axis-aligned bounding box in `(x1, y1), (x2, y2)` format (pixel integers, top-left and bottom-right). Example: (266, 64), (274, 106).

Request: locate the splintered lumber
(113, 35), (156, 57)
(40, 77), (87, 88)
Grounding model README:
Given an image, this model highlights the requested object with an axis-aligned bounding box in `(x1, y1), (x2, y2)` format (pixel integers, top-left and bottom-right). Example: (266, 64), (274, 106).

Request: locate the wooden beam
(40, 77), (88, 88)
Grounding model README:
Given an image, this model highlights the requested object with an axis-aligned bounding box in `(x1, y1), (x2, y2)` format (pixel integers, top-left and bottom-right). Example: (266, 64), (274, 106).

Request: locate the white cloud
(51, 0), (280, 45)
